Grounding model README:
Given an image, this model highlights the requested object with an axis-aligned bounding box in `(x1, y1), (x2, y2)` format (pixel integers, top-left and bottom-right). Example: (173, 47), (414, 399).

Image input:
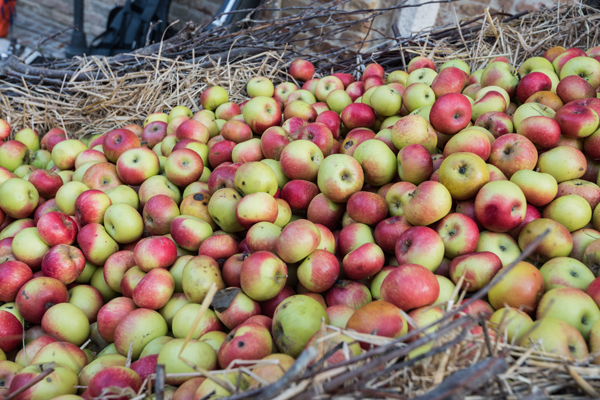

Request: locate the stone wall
(435, 0), (554, 27)
(18, 0), (221, 40)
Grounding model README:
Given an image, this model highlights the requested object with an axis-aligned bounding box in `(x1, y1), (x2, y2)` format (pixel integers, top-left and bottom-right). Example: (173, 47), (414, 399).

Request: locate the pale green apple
(169, 105), (193, 121)
(208, 188), (244, 232)
(402, 82), (435, 113)
(370, 85), (402, 117)
(560, 56), (600, 89)
(51, 139), (88, 170)
(144, 112), (169, 127)
(326, 89), (352, 114)
(246, 76), (275, 98)
(407, 68), (438, 86)
(55, 181), (89, 215)
(172, 304), (220, 338)
(360, 86), (378, 107)
(105, 184), (139, 209)
(512, 102), (556, 129)
(139, 336), (173, 359)
(158, 339), (217, 385)
(12, 227), (50, 268)
(272, 295), (328, 357)
(387, 70), (408, 86)
(537, 287), (600, 340)
(543, 194), (592, 232)
(353, 139), (396, 186)
(475, 231), (521, 267)
(435, 275), (458, 305)
(14, 128), (40, 152)
(103, 203), (144, 244)
(234, 161), (278, 196)
(0, 178), (39, 219)
(440, 59), (470, 75)
(72, 161), (101, 182)
(519, 316), (588, 360)
(261, 159), (290, 189)
(540, 257), (595, 291)
(489, 307), (533, 344)
(30, 149), (52, 169)
(41, 303), (90, 346)
(518, 57), (553, 76)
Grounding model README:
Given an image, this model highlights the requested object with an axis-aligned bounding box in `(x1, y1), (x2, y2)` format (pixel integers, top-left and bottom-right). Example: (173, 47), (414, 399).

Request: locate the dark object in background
(66, 0), (264, 58)
(67, 0), (173, 57)
(90, 0), (173, 55)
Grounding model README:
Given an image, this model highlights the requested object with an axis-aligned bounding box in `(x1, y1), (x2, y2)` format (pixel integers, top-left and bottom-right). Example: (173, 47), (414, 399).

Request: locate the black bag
(89, 0), (173, 56)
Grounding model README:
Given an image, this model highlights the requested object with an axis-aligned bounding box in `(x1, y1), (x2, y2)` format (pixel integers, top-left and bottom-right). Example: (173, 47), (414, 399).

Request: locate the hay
(2, 1), (599, 137)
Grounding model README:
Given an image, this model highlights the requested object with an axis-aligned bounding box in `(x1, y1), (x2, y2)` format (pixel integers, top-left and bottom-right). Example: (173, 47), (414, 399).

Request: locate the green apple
(234, 161), (278, 196)
(440, 59), (470, 75)
(246, 76), (275, 98)
(105, 184), (139, 209)
(144, 112), (169, 127)
(90, 267), (119, 302)
(103, 203), (144, 244)
(387, 70), (408, 86)
(261, 159), (289, 189)
(14, 128), (40, 152)
(519, 316), (588, 360)
(30, 150), (52, 169)
(540, 257), (595, 291)
(325, 89), (352, 114)
(200, 86), (229, 111)
(0, 178), (39, 218)
(370, 85), (402, 117)
(12, 227), (50, 269)
(407, 68), (438, 86)
(543, 194), (592, 232)
(139, 336), (173, 359)
(489, 307), (533, 344)
(157, 338), (217, 385)
(169, 105), (193, 121)
(182, 256), (226, 303)
(435, 275), (457, 305)
(41, 303), (90, 346)
(55, 181), (89, 215)
(172, 303), (220, 338)
(10, 363), (78, 398)
(402, 82), (435, 113)
(353, 139), (397, 186)
(475, 231), (521, 267)
(272, 295), (328, 357)
(208, 188), (244, 232)
(537, 287), (600, 340)
(52, 139), (88, 170)
(518, 57), (554, 76)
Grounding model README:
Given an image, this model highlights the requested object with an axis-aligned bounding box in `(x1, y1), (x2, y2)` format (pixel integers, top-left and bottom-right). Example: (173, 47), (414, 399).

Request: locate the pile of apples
(4, 45), (600, 399)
